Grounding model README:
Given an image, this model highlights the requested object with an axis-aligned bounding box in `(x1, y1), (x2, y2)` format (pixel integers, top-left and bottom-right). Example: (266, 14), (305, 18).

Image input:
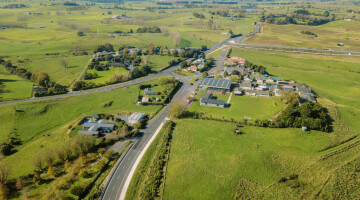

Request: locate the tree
(31, 71), (50, 87)
(169, 98), (186, 118)
(0, 163), (9, 184)
(281, 91), (300, 105)
(60, 57), (69, 68)
(108, 11), (112, 15)
(202, 71), (208, 78)
(228, 29), (234, 36)
(0, 142), (15, 156)
(47, 164), (56, 179)
(148, 43), (155, 55)
(324, 10), (330, 17)
(16, 178), (23, 191)
(179, 50), (185, 58)
(0, 182), (9, 200)
(231, 70), (240, 75)
(201, 45), (207, 51)
(223, 71), (229, 77)
(77, 31), (85, 37)
(230, 75), (239, 82)
(200, 53), (206, 59)
(173, 50), (179, 57)
(180, 61), (187, 68)
(32, 152), (45, 170)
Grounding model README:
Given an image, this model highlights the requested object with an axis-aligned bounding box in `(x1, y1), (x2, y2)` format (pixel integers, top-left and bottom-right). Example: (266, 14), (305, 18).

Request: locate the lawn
(85, 67), (128, 84)
(189, 91), (285, 121)
(0, 72), (33, 101)
(0, 80), (163, 179)
(163, 119), (331, 200)
(146, 55), (175, 71)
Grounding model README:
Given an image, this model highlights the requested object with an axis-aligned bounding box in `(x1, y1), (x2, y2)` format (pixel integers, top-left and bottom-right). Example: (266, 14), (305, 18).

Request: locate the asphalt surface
(100, 75), (192, 200)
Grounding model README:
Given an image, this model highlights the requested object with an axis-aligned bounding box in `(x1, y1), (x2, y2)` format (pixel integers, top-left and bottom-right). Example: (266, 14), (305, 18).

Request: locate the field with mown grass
(0, 79), (165, 179)
(0, 67), (33, 101)
(189, 91), (285, 121)
(246, 21), (360, 51)
(162, 117), (360, 199)
(85, 67), (128, 84)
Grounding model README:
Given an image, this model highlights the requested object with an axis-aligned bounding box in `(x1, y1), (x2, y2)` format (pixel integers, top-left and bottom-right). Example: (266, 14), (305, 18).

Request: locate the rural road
(0, 65), (179, 105)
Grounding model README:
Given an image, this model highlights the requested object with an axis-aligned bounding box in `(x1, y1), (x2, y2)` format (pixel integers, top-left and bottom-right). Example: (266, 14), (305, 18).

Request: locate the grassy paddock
(0, 70), (33, 101)
(163, 119), (330, 199)
(189, 91), (284, 121)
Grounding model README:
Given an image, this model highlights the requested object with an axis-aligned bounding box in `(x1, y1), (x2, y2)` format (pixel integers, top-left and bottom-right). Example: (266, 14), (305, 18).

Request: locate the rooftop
(200, 78), (231, 89)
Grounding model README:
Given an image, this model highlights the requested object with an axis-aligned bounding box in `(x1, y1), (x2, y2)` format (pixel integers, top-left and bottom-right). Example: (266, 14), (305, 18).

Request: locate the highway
(100, 74), (192, 200)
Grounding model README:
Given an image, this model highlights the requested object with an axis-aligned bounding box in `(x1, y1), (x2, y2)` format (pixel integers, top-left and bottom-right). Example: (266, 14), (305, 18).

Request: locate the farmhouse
(144, 88), (158, 95)
(227, 57), (246, 66)
(142, 96), (150, 103)
(193, 58), (206, 65)
(186, 65), (198, 72)
(128, 112), (146, 125)
(200, 93), (226, 108)
(79, 119), (115, 136)
(199, 78), (232, 92)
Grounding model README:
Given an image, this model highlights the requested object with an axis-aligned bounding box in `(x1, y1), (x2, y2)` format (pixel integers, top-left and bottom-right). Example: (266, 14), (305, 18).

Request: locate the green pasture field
(246, 21), (360, 51)
(85, 67), (128, 84)
(162, 119), (329, 199)
(17, 55), (91, 86)
(145, 55), (174, 71)
(0, 69), (33, 101)
(189, 91), (284, 121)
(0, 79), (164, 179)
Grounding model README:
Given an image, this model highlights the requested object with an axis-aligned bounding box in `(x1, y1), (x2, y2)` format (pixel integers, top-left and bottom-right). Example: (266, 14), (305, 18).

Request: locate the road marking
(118, 122), (166, 200)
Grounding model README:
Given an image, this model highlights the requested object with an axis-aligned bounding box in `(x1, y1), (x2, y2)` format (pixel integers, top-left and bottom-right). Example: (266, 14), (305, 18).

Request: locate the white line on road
(119, 122), (166, 200)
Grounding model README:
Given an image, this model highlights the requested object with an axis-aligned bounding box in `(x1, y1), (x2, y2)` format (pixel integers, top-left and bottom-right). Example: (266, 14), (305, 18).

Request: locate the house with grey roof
(239, 80), (254, 90)
(144, 88), (158, 95)
(244, 90), (270, 97)
(199, 78), (232, 92)
(200, 93), (226, 108)
(234, 87), (243, 95)
(79, 119), (115, 136)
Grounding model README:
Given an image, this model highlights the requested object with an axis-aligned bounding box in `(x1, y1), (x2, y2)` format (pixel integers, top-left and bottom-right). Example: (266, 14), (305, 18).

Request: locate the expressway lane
(101, 75), (191, 200)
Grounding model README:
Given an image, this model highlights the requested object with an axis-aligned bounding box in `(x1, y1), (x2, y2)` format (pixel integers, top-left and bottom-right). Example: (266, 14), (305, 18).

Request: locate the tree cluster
(0, 59), (67, 96)
(193, 12), (205, 19)
(136, 26), (161, 33)
(271, 101), (329, 132)
(94, 43), (114, 53)
(301, 30), (317, 37)
(244, 60), (267, 74)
